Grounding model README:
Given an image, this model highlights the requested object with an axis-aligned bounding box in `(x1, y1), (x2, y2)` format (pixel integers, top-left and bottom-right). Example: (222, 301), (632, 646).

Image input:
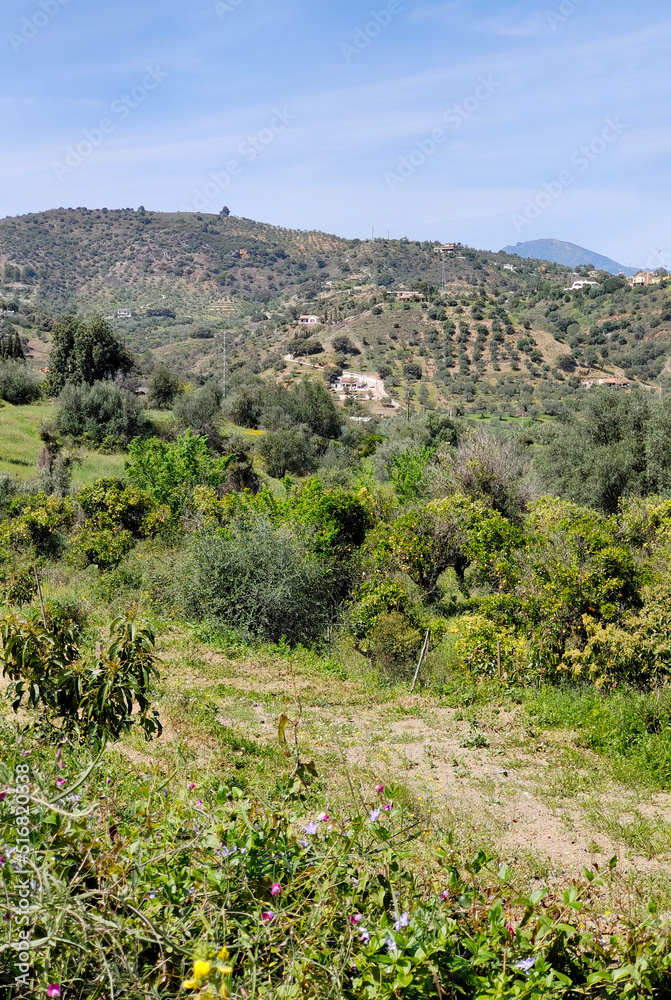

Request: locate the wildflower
(317, 812), (330, 822)
(219, 987), (229, 999)
(105, 777), (110, 785)
(182, 979), (198, 990)
(394, 912), (410, 931)
(383, 803), (392, 812)
(303, 822), (319, 835)
(218, 947), (230, 960)
(374, 783), (384, 793)
(187, 783), (196, 790)
(56, 779), (66, 788)
(218, 965), (233, 976)
(369, 809), (381, 822)
(58, 760), (64, 770)
(515, 957), (536, 974)
(350, 913), (363, 925)
(270, 883), (281, 896)
(47, 988), (61, 999)
(0, 792), (6, 802)
(359, 928), (370, 944)
(193, 960), (211, 979)
(261, 910), (274, 923)
(386, 934), (399, 954)
(299, 839), (309, 848)
(196, 799), (203, 807)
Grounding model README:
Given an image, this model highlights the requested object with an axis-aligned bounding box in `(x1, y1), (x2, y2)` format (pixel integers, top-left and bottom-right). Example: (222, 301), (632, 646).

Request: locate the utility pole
(222, 330), (228, 400)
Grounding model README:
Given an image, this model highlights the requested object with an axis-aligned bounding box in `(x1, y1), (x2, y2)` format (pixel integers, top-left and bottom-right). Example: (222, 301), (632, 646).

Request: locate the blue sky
(1, 0), (670, 268)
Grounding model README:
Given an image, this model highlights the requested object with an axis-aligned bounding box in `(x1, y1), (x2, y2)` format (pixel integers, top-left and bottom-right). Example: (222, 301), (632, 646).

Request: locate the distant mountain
(500, 239), (640, 276)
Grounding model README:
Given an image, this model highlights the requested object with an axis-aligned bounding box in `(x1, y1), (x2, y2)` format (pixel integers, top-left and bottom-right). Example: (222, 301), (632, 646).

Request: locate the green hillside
(1, 209), (670, 416)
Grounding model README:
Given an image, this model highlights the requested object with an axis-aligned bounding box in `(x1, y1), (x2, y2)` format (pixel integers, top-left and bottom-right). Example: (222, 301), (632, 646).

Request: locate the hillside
(2, 209), (671, 416)
(501, 238), (639, 276)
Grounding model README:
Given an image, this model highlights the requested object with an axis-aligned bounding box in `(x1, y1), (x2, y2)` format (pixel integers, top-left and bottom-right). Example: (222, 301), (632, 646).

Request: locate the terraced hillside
(1, 208), (670, 415)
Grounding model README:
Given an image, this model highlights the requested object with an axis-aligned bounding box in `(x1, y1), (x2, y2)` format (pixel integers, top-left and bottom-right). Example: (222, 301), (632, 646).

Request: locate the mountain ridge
(501, 238), (640, 276)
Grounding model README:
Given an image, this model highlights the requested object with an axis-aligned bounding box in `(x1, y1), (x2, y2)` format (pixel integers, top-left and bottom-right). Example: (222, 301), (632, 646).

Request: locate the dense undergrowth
(2, 732), (671, 1000)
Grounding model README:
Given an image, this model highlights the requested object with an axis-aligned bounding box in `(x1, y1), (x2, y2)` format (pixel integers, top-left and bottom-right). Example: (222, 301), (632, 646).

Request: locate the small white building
(434, 243), (459, 253)
(298, 314), (321, 325)
(394, 290), (420, 301)
(117, 308), (132, 319)
(568, 280), (599, 291)
(503, 264), (516, 272)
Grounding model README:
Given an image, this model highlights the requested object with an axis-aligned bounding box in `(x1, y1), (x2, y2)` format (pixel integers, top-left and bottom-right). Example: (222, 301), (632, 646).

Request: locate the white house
(630, 272), (662, 287)
(568, 280), (599, 291)
(394, 290), (420, 301)
(298, 314), (321, 325)
(503, 264), (516, 272)
(117, 309), (132, 319)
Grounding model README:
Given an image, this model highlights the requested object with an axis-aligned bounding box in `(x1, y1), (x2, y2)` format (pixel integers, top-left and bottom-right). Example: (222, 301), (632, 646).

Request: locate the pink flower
(0, 792), (6, 802)
(58, 761), (64, 770)
(317, 812), (330, 822)
(440, 889), (450, 901)
(105, 778), (110, 786)
(56, 779), (66, 788)
(374, 784), (384, 794)
(187, 783), (195, 790)
(47, 987), (61, 999)
(270, 883), (281, 896)
(383, 803), (392, 812)
(261, 910), (274, 923)
(350, 914), (363, 925)
(196, 799), (203, 807)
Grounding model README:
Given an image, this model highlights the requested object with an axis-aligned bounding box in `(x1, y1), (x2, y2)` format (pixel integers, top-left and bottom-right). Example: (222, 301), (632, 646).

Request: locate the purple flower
(350, 914), (363, 925)
(440, 889), (450, 900)
(369, 809), (381, 822)
(383, 803), (392, 812)
(386, 934), (399, 954)
(270, 883), (281, 896)
(187, 783), (195, 790)
(196, 799), (203, 807)
(56, 779), (66, 788)
(105, 778), (110, 786)
(47, 988), (61, 999)
(374, 784), (384, 794)
(303, 822), (319, 835)
(299, 839), (309, 848)
(515, 957), (536, 975)
(58, 761), (64, 770)
(394, 912), (410, 931)
(261, 910), (274, 923)
(0, 792), (6, 802)
(359, 929), (370, 944)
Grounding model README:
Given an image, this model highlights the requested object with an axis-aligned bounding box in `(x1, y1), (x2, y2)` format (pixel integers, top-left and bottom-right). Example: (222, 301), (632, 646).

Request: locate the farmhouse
(298, 314), (321, 325)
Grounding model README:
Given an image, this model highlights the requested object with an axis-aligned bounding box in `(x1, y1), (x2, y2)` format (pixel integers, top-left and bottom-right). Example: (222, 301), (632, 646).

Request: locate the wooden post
(34, 567), (47, 629)
(497, 640), (502, 678)
(410, 629), (431, 694)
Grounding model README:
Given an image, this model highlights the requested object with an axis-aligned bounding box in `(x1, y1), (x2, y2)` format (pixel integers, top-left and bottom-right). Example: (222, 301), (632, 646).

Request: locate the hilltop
(501, 238), (639, 276)
(1, 209), (670, 416)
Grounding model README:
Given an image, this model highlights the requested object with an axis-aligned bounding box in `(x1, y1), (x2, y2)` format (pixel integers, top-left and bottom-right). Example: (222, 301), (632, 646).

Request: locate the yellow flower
(183, 980), (198, 990)
(219, 966), (233, 976)
(219, 987), (229, 999)
(194, 960), (212, 979)
(218, 947), (230, 961)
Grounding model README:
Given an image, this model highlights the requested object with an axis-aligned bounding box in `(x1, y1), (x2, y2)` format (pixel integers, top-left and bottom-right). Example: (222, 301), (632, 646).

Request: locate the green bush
(0, 611), (161, 741)
(186, 520), (335, 645)
(56, 380), (152, 447)
(0, 358), (42, 404)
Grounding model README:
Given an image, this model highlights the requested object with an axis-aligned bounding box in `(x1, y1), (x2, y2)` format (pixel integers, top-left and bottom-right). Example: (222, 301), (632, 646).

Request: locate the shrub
(449, 613), (531, 680)
(186, 520), (334, 645)
(173, 386), (220, 432)
(56, 381), (152, 446)
(0, 611), (161, 741)
(0, 359), (42, 404)
(47, 315), (134, 394)
(258, 426), (318, 479)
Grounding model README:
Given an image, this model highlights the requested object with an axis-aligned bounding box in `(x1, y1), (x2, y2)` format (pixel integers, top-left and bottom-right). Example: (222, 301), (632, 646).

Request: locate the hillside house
(117, 309), (132, 319)
(568, 280), (599, 291)
(503, 264), (515, 272)
(394, 290), (420, 301)
(581, 377), (631, 389)
(298, 314), (320, 325)
(630, 272), (662, 287)
(434, 243), (459, 253)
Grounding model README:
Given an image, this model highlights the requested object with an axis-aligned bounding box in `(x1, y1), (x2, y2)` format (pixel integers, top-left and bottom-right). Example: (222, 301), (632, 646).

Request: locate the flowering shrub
(0, 750), (670, 998)
(450, 613), (532, 681)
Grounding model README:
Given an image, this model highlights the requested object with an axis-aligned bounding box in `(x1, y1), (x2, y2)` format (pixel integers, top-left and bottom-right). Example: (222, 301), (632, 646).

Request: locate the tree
(47, 316), (134, 395)
(0, 360), (41, 404)
(332, 335), (358, 355)
(220, 206), (230, 217)
(148, 363), (182, 408)
(173, 386), (220, 433)
(0, 329), (24, 360)
(258, 427), (317, 479)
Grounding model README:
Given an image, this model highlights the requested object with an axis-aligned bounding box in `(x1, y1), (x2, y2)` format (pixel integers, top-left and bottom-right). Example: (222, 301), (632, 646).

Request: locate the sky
(1, 0), (670, 268)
